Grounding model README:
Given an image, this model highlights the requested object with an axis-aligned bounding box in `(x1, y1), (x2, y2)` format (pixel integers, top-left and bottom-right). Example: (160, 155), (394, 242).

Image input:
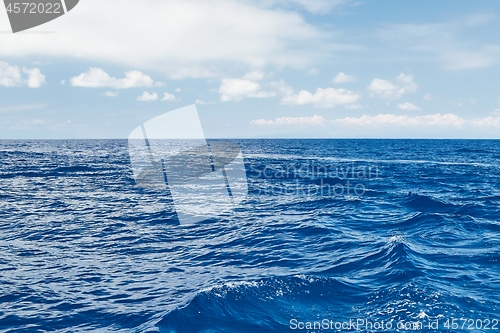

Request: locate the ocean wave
(0, 139), (499, 332)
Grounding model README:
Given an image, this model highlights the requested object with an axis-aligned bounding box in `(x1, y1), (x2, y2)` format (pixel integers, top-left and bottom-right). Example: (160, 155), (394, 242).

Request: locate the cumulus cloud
(281, 87), (361, 108)
(331, 113), (466, 128)
(0, 61), (22, 87)
(136, 91), (158, 102)
(470, 116), (500, 128)
(161, 92), (179, 101)
(251, 113), (496, 128)
(332, 72), (356, 83)
(0, 0), (329, 78)
(251, 115), (325, 126)
(70, 68), (165, 89)
(219, 78), (274, 102)
(219, 77), (361, 107)
(22, 68), (46, 88)
(368, 79), (398, 98)
(368, 73), (417, 100)
(397, 102), (421, 111)
(0, 61), (46, 88)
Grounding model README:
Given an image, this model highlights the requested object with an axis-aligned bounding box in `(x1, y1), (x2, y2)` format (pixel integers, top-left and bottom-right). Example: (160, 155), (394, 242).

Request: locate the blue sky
(1, 0), (500, 139)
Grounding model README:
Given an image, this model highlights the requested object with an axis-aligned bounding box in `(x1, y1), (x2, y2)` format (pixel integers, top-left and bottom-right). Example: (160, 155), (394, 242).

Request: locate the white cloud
(136, 91), (158, 102)
(423, 93), (434, 100)
(219, 78), (361, 107)
(332, 113), (467, 128)
(219, 78), (274, 102)
(250, 113), (500, 130)
(195, 99), (216, 105)
(161, 92), (179, 101)
(470, 116), (500, 128)
(251, 115), (325, 126)
(397, 102), (421, 111)
(368, 73), (417, 100)
(281, 87), (361, 108)
(0, 61), (45, 88)
(175, 88), (182, 92)
(368, 79), (398, 97)
(332, 72), (356, 83)
(22, 67), (46, 88)
(0, 61), (22, 87)
(102, 91), (119, 97)
(70, 68), (165, 89)
(0, 0), (328, 79)
(396, 73), (415, 86)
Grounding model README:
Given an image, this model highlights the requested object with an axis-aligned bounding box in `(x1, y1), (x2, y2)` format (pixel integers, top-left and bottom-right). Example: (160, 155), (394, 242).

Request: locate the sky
(1, 0), (500, 139)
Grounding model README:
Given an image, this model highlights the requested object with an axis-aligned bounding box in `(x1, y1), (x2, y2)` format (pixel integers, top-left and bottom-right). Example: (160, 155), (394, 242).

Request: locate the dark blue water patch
(157, 275), (367, 333)
(402, 193), (461, 213)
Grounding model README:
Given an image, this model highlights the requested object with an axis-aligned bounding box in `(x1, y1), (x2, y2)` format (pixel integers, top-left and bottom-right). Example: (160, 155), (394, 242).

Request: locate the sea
(0, 139), (499, 332)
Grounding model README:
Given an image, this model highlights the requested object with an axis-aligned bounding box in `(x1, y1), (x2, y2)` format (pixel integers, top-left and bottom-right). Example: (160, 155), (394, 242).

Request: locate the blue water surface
(0, 139), (499, 332)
